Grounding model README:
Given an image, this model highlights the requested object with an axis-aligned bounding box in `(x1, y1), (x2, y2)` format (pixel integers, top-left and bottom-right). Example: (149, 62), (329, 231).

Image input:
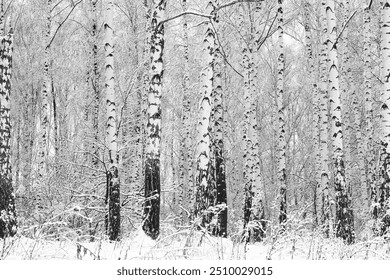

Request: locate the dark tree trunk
(143, 158), (161, 239)
(108, 166), (120, 240)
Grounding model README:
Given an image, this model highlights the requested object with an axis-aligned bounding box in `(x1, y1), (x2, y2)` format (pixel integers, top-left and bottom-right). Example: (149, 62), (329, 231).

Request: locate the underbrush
(1, 216), (390, 260)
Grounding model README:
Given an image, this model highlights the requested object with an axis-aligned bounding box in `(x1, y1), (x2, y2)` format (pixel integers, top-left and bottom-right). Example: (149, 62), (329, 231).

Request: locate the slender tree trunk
(304, 1), (320, 226)
(104, 0), (120, 241)
(326, 0), (355, 243)
(0, 21), (17, 239)
(364, 4), (376, 220)
(277, 0), (287, 226)
(379, 1), (390, 235)
(35, 0), (52, 214)
(143, 0), (166, 240)
(212, 18), (227, 237)
(319, 0), (331, 235)
(21, 86), (36, 214)
(178, 0), (191, 225)
(90, 0), (100, 171)
(339, 0), (353, 219)
(140, 0), (151, 207)
(242, 33), (253, 240)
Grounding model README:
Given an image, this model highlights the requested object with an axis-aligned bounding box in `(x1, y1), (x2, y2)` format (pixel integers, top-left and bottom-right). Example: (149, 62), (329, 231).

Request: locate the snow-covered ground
(1, 224), (390, 260)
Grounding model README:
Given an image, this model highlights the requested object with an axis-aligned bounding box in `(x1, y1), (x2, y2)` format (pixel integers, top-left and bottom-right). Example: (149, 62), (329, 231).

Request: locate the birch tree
(35, 0), (52, 214)
(241, 1), (265, 242)
(318, 0), (330, 234)
(0, 11), (17, 239)
(363, 2), (376, 220)
(277, 0), (287, 226)
(178, 0), (192, 225)
(194, 1), (216, 230)
(326, 0), (354, 243)
(304, 1), (320, 225)
(143, 0), (167, 240)
(211, 1), (227, 238)
(105, 0), (120, 241)
(379, 0), (390, 234)
(89, 0), (100, 173)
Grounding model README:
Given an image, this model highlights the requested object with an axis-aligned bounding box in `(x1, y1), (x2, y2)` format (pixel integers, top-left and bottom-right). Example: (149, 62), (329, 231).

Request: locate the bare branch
(334, 9), (358, 47)
(214, 0), (262, 13)
(157, 10), (211, 28)
(47, 0), (83, 48)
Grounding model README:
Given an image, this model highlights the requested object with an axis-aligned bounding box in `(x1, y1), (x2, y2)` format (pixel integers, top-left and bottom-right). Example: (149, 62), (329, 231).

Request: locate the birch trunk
(304, 1), (320, 225)
(212, 25), (227, 237)
(319, 0), (330, 234)
(326, 0), (355, 243)
(143, 0), (166, 240)
(339, 0), (352, 209)
(36, 0), (52, 214)
(105, 0), (120, 241)
(0, 22), (16, 239)
(364, 5), (376, 219)
(379, 1), (390, 235)
(277, 0), (287, 226)
(90, 0), (100, 171)
(179, 0), (191, 224)
(242, 2), (265, 242)
(194, 1), (215, 229)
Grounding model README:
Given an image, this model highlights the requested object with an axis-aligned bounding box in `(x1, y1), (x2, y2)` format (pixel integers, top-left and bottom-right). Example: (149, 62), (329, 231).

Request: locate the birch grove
(2, 0), (390, 256)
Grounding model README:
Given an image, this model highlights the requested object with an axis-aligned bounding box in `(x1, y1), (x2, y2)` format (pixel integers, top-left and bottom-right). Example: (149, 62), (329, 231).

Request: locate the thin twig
(47, 0), (83, 48)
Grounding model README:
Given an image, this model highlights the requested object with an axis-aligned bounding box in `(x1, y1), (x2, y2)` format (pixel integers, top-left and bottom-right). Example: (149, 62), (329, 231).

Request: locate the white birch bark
(211, 6), (228, 236)
(242, 26), (254, 239)
(339, 0), (352, 202)
(194, 1), (218, 229)
(0, 20), (17, 238)
(319, 0), (331, 233)
(143, 0), (166, 240)
(379, 1), (390, 232)
(364, 5), (376, 218)
(179, 0), (191, 224)
(277, 0), (287, 226)
(304, 1), (320, 225)
(326, 0), (355, 243)
(104, 0), (120, 241)
(36, 0), (52, 214)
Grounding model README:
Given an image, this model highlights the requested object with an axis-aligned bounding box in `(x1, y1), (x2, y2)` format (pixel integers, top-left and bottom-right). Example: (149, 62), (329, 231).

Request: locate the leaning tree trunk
(379, 0), (390, 235)
(326, 0), (355, 244)
(277, 0), (287, 227)
(104, 0), (120, 241)
(0, 24), (17, 239)
(143, 0), (166, 240)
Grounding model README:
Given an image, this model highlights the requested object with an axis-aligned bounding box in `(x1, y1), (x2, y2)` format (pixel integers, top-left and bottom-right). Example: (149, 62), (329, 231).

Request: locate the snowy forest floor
(1, 220), (390, 260)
